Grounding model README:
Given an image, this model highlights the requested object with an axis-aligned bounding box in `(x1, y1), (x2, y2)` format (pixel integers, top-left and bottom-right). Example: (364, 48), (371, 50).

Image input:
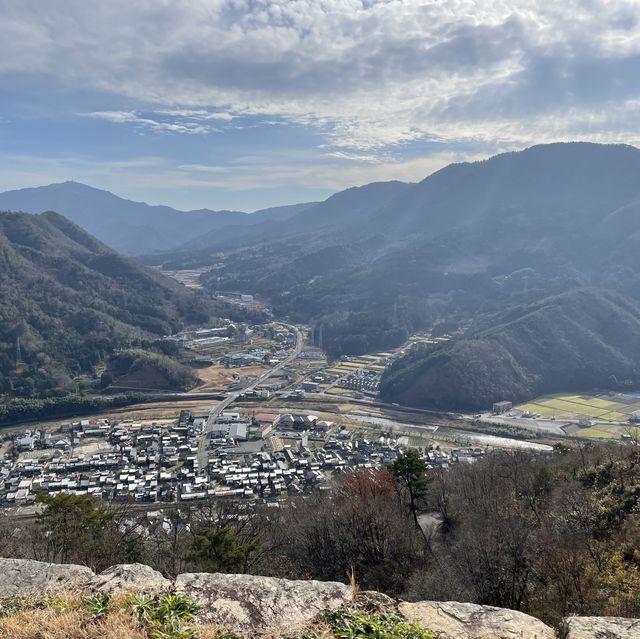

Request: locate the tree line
(3, 445), (640, 627)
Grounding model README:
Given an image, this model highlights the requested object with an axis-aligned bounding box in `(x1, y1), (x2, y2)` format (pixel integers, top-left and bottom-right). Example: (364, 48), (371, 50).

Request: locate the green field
(516, 392), (639, 421)
(516, 392), (640, 440)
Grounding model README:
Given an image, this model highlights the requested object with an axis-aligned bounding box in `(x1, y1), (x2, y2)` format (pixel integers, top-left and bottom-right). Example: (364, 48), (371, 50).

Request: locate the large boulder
(399, 600), (555, 639)
(89, 563), (171, 593)
(175, 572), (351, 632)
(565, 616), (640, 639)
(0, 558), (94, 597)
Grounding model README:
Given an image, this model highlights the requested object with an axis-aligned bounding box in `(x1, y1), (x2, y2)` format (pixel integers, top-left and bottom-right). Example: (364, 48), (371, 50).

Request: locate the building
(223, 353), (264, 368)
(228, 423), (248, 441)
(492, 401), (513, 414)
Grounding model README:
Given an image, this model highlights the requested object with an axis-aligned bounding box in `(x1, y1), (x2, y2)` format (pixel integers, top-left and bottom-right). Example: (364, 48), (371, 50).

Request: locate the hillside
(155, 180), (411, 268)
(3, 443), (640, 634)
(0, 211), (233, 397)
(176, 143), (640, 357)
(380, 289), (640, 410)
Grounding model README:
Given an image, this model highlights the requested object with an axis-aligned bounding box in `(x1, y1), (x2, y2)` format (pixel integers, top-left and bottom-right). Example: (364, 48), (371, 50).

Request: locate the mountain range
(7, 142), (640, 409)
(380, 288), (640, 410)
(0, 181), (316, 255)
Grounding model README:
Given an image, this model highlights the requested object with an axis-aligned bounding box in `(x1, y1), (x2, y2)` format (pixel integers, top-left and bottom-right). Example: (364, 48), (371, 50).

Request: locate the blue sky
(1, 1), (640, 211)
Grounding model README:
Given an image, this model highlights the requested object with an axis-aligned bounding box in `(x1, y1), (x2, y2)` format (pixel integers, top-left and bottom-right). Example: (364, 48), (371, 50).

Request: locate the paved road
(197, 324), (304, 472)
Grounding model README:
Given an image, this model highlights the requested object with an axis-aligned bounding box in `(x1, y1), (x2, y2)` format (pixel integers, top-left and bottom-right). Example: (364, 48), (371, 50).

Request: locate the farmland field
(515, 392), (640, 441)
(516, 392), (640, 421)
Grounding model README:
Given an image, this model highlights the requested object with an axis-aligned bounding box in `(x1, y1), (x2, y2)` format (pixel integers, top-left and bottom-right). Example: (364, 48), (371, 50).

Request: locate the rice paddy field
(516, 392), (640, 440)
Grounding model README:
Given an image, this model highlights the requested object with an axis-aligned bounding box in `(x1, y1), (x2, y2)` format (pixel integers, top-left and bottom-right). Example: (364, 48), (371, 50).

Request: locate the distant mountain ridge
(8, 143), (640, 409)
(0, 181), (317, 255)
(165, 142), (640, 407)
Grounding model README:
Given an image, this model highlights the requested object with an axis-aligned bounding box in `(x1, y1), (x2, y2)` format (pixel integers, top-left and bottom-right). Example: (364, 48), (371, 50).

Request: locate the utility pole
(15, 336), (22, 366)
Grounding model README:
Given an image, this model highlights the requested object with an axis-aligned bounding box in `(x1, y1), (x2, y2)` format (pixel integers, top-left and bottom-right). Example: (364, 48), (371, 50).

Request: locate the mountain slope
(369, 142), (640, 241)
(158, 180), (412, 262)
(185, 142), (640, 359)
(0, 182), (247, 254)
(380, 289), (640, 410)
(0, 210), (229, 397)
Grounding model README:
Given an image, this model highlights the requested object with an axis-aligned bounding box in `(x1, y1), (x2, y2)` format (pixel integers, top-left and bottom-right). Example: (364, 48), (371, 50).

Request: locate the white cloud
(0, 147), (486, 211)
(155, 109), (236, 121)
(83, 111), (217, 134)
(3, 0), (640, 152)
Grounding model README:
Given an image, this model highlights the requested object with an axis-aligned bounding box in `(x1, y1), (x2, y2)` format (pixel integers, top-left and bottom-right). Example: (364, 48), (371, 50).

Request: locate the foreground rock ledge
(0, 558), (638, 638)
(400, 601), (555, 639)
(564, 615), (640, 639)
(0, 557), (94, 597)
(176, 572), (351, 631)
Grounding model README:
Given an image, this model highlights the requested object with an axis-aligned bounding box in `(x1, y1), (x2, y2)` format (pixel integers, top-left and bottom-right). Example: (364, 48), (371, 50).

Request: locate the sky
(2, 0), (640, 211)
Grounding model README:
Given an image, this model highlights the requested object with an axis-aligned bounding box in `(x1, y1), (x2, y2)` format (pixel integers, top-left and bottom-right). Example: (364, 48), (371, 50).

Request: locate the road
(197, 323), (304, 471)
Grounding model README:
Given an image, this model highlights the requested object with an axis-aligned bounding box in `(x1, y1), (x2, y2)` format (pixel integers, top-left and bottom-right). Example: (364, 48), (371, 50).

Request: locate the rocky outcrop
(175, 572), (351, 632)
(89, 563), (171, 593)
(0, 558), (639, 638)
(0, 557), (93, 597)
(564, 616), (640, 639)
(400, 601), (555, 639)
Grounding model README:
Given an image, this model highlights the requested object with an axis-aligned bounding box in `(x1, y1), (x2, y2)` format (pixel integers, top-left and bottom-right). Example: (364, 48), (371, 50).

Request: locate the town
(1, 316), (560, 511)
(0, 407), (487, 507)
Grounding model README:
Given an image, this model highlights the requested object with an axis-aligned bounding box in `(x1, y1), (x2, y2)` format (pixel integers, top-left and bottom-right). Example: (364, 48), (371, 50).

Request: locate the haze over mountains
(6, 142), (640, 409)
(0, 181), (316, 255)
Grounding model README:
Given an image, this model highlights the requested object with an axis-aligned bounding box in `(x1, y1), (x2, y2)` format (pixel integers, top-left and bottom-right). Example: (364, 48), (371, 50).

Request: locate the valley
(7, 5), (640, 632)
(5, 142), (640, 512)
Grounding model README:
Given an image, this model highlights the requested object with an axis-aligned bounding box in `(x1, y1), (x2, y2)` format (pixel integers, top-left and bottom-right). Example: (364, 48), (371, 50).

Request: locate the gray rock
(399, 600), (555, 639)
(0, 558), (94, 597)
(565, 616), (640, 639)
(89, 563), (171, 593)
(175, 572), (351, 632)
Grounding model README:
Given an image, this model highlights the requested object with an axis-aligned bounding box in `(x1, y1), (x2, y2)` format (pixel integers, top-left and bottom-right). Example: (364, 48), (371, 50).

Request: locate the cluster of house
(337, 368), (381, 394)
(221, 324), (298, 369)
(206, 437), (402, 499)
(0, 407), (488, 508)
(0, 411), (204, 506)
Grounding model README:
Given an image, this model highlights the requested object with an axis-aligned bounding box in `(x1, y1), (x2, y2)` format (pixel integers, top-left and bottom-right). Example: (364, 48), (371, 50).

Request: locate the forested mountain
(380, 289), (640, 410)
(151, 142), (640, 406)
(0, 181), (246, 254)
(160, 143), (640, 356)
(156, 180), (411, 266)
(0, 211), (244, 397)
(10, 143), (640, 408)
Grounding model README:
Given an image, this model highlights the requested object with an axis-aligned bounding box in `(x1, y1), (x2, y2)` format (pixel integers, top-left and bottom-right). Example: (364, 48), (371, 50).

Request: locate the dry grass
(0, 592), (431, 639)
(0, 607), (147, 639)
(197, 621), (333, 639)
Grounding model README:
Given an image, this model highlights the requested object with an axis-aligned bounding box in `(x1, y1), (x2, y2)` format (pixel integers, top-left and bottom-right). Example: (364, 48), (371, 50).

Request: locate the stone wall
(0, 558), (636, 638)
